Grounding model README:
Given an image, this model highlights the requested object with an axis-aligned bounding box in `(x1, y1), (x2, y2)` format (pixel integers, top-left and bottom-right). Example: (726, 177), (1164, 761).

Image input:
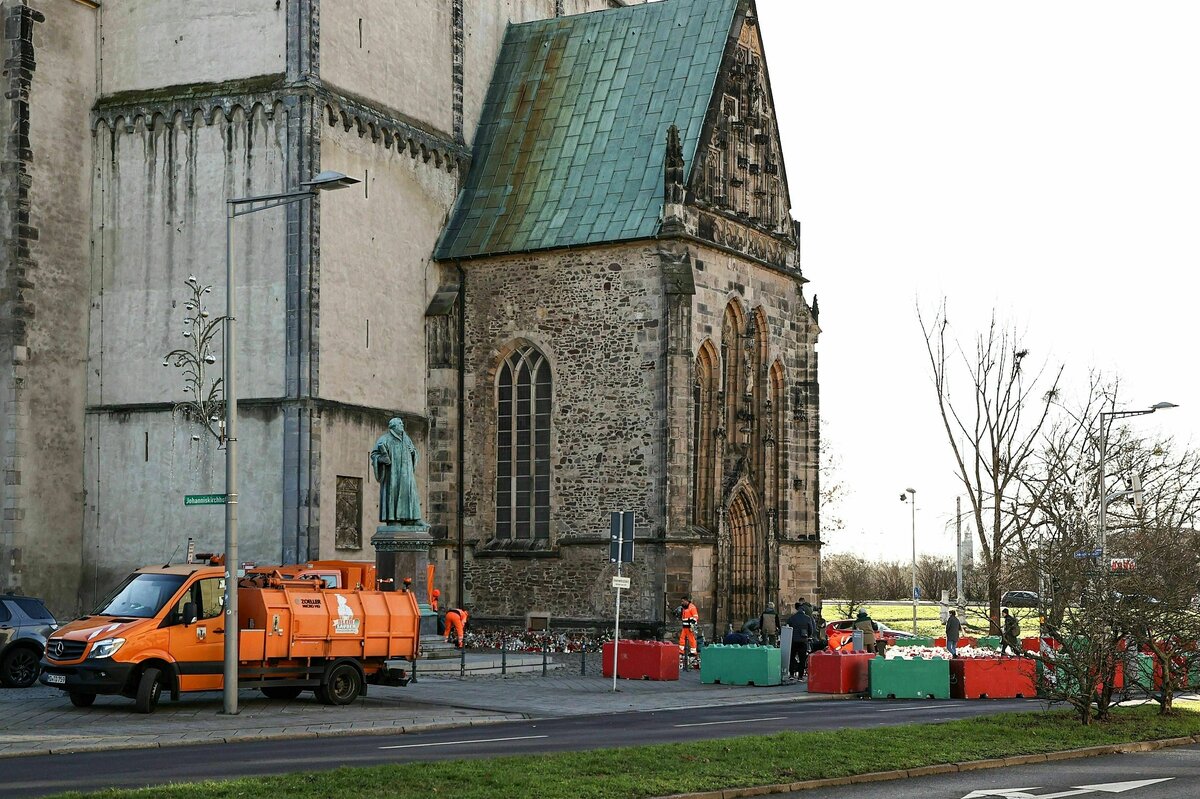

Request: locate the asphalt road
(3, 697), (1039, 797)
(791, 744), (1200, 798)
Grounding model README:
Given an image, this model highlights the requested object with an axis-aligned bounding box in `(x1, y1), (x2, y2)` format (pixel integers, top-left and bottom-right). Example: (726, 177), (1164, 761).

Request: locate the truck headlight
(89, 638), (125, 659)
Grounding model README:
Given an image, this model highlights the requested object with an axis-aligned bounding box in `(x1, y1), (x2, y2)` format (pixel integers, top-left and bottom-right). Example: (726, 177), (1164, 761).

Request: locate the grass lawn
(48, 704), (1200, 799)
(828, 602), (1038, 638)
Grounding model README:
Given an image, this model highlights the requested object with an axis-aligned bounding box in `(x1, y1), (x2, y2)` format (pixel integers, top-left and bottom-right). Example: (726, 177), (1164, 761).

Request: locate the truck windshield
(91, 573), (188, 619)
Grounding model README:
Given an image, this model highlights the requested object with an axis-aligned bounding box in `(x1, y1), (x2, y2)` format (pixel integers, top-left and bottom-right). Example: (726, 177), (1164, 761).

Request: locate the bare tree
(874, 561), (910, 601)
(1017, 384), (1200, 720)
(920, 304), (1063, 632)
(821, 553), (873, 619)
(915, 554), (955, 601)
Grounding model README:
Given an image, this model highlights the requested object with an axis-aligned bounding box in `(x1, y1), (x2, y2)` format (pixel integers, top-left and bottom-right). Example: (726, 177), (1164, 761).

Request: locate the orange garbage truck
(39, 558), (420, 712)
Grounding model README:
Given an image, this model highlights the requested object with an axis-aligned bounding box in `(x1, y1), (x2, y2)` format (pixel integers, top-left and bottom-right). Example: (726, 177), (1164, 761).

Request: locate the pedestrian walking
(444, 607), (469, 648)
(945, 609), (962, 657)
(786, 602), (816, 679)
(1000, 608), (1022, 656)
(759, 602), (779, 646)
(676, 597), (700, 667)
(854, 610), (884, 657)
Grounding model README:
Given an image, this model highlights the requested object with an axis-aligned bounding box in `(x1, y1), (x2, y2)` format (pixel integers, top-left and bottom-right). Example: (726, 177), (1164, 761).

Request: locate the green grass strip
(49, 704), (1200, 799)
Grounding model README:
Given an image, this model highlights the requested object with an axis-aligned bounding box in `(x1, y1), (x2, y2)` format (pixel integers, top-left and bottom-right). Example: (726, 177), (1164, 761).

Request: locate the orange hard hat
(432, 589), (441, 596)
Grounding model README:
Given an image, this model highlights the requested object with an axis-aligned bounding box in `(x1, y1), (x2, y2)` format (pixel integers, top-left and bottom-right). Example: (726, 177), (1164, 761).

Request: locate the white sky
(756, 1), (1200, 561)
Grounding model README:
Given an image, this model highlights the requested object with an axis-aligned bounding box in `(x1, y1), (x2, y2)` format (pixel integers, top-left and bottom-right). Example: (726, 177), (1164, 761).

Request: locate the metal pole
(612, 559), (622, 693)
(956, 495), (964, 606)
(1098, 413), (1108, 559)
(222, 204), (240, 716)
(910, 495), (917, 635)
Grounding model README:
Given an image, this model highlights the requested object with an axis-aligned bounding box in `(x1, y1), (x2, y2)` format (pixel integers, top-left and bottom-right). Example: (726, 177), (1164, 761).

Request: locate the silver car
(0, 594), (58, 688)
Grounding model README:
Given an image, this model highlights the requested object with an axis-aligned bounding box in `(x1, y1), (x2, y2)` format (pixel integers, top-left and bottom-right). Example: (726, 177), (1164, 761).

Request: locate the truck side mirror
(183, 601), (198, 625)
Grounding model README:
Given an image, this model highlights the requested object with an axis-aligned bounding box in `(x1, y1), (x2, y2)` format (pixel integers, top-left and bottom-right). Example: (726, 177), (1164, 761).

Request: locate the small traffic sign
(185, 493), (227, 506)
(1110, 557), (1136, 573)
(611, 576), (631, 589)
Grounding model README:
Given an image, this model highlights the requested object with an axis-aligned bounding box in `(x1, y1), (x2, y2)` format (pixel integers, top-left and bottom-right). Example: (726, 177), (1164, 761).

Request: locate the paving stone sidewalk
(0, 658), (831, 758)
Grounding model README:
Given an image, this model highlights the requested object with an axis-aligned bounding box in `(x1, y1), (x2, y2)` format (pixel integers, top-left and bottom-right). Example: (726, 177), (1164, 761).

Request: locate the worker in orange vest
(445, 607), (468, 648)
(677, 597), (699, 665)
(432, 589), (443, 635)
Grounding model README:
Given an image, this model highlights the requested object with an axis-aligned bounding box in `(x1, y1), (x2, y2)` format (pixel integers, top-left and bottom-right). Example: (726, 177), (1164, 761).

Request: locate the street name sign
(184, 493), (227, 506)
(611, 576), (631, 589)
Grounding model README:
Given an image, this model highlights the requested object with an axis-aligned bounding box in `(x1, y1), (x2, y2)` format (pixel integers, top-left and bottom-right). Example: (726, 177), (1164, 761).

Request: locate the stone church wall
(322, 0), (454, 138)
(688, 243), (821, 605)
(98, 0), (286, 94)
(317, 123), (456, 414)
(0, 0), (95, 614)
(454, 242), (669, 623)
(81, 406), (285, 610)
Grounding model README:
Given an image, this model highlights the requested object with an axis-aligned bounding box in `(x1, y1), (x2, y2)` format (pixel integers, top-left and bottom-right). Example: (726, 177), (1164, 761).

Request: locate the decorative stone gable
(688, 3), (795, 271)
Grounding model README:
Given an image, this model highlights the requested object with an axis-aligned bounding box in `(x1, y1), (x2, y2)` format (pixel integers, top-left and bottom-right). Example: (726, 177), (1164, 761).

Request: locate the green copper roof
(435, 0), (738, 260)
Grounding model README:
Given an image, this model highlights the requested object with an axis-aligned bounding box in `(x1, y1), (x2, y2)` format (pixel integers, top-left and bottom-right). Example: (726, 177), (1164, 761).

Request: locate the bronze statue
(370, 418), (423, 524)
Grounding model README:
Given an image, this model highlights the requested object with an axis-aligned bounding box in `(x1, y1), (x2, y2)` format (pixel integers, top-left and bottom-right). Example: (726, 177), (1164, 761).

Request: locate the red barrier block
(601, 640), (680, 681)
(950, 657), (1037, 699)
(935, 637), (976, 648)
(806, 651), (874, 693)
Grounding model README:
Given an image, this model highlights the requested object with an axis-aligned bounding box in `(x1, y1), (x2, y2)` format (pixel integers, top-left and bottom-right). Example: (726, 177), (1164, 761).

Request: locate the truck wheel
(1, 646), (40, 688)
(317, 663), (362, 706)
(134, 667), (163, 714)
(261, 686), (303, 700)
(69, 692), (97, 708)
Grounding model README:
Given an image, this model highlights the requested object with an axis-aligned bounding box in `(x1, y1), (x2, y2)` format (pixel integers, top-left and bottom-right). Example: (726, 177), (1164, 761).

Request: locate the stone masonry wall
(456, 242), (669, 622)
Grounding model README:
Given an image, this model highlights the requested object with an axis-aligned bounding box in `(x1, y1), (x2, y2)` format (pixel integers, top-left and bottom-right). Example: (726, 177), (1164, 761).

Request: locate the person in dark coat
(759, 602), (779, 646)
(1000, 608), (1022, 656)
(786, 602), (816, 679)
(945, 609), (962, 657)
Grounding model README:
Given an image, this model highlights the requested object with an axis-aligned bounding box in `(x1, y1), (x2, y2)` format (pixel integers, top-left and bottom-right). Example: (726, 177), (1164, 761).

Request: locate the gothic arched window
(495, 345), (551, 541)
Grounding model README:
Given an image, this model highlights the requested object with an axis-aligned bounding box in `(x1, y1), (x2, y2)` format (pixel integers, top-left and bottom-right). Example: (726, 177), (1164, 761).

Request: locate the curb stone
(657, 735), (1200, 799)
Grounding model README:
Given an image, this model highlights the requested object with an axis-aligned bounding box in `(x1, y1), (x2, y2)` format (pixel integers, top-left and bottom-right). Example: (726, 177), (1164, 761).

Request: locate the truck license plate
(45, 673), (65, 685)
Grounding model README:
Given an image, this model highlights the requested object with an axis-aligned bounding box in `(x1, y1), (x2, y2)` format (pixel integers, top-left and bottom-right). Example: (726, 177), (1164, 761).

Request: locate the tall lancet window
(496, 345), (551, 540)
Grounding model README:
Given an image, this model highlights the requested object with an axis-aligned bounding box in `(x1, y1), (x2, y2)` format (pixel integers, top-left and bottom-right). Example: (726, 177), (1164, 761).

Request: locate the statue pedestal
(371, 522), (445, 653)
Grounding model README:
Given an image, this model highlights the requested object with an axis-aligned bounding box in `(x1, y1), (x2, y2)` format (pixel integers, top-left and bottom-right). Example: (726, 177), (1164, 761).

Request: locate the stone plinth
(371, 522), (441, 645)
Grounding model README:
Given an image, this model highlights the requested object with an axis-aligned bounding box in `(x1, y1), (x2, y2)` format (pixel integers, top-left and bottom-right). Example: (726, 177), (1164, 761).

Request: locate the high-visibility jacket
(680, 603), (698, 628)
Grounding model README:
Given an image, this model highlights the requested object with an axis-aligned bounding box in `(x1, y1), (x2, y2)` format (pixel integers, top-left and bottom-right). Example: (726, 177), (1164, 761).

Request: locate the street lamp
(221, 170), (360, 715)
(900, 487), (917, 634)
(1097, 401), (1177, 562)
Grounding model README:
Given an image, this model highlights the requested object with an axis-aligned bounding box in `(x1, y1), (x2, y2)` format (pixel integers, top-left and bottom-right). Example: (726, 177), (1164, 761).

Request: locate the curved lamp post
(900, 487), (917, 634)
(222, 170), (360, 716)
(1097, 401), (1178, 560)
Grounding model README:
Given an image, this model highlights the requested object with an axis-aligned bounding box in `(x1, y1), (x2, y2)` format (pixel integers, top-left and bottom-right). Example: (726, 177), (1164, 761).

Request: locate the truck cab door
(166, 577), (226, 692)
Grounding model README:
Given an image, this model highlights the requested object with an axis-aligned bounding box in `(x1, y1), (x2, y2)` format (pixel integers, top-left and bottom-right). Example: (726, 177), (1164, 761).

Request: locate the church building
(1, 0), (819, 637)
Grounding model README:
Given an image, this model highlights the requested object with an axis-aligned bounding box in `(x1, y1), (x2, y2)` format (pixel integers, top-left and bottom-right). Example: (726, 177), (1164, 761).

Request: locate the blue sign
(913, 586), (921, 600)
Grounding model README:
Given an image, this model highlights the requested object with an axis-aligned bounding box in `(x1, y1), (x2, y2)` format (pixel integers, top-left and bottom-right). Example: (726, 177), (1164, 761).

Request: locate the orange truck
(39, 558), (420, 713)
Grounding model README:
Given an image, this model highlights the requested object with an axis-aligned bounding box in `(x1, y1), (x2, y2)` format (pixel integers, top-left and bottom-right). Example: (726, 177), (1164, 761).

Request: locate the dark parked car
(0, 594), (58, 688)
(1001, 590), (1040, 608)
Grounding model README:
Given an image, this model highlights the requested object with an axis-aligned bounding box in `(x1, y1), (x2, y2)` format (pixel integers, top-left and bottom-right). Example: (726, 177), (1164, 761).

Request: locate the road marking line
(877, 704), (963, 712)
(379, 734), (548, 750)
(675, 716), (787, 728)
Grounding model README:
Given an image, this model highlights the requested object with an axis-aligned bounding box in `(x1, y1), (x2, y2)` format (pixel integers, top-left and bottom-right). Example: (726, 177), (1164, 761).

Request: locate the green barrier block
(869, 657), (950, 699)
(1128, 654), (1155, 692)
(699, 644), (781, 686)
(975, 636), (1002, 650)
(893, 637), (934, 647)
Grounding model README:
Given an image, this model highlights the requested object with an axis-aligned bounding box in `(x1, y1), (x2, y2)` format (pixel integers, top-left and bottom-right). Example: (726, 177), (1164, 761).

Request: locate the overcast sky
(755, 1), (1200, 563)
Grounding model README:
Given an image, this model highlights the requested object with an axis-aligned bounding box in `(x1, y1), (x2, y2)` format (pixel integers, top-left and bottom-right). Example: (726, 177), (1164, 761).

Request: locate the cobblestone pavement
(1, 652), (828, 758)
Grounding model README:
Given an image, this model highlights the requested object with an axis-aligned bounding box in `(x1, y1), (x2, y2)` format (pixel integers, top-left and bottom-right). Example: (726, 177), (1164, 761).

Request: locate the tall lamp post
(221, 170), (360, 716)
(901, 487), (917, 634)
(1097, 401), (1178, 559)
